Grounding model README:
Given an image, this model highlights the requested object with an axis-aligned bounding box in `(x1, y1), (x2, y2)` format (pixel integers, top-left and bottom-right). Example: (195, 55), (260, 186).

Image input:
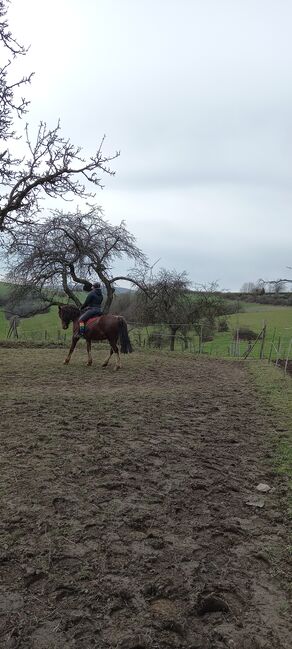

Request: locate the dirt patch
(0, 347), (291, 648)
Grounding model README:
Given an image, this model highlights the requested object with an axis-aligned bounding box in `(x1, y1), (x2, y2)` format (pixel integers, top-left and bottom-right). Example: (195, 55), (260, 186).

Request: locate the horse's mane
(60, 304), (81, 320)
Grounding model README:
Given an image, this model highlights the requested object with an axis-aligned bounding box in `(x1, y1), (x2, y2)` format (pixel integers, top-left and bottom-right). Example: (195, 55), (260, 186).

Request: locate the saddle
(86, 315), (102, 327)
(79, 315), (102, 335)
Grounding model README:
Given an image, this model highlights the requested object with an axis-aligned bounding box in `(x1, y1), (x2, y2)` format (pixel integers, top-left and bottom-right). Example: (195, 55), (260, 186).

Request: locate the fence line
(2, 322), (292, 366)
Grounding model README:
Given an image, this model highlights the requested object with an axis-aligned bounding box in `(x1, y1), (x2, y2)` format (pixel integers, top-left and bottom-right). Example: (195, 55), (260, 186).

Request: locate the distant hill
(0, 281), (133, 298)
(220, 291), (292, 307)
(112, 286), (133, 294)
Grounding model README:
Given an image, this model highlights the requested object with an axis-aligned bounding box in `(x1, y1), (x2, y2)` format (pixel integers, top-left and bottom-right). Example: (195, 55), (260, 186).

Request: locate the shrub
(233, 327), (260, 341)
(195, 318), (216, 342)
(148, 331), (165, 348)
(218, 318), (229, 332)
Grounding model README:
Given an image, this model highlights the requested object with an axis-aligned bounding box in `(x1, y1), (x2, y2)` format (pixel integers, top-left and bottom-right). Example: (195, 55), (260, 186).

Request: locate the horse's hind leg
(64, 336), (78, 364)
(112, 343), (121, 371)
(86, 340), (93, 366)
(102, 347), (114, 368)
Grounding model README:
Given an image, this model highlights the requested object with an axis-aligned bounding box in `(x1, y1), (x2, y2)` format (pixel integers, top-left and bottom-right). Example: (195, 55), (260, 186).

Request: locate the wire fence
(2, 321), (292, 371)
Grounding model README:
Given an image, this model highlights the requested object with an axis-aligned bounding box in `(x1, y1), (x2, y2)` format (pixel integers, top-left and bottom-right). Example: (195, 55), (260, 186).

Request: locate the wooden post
(199, 325), (203, 354)
(236, 328), (239, 356)
(268, 328), (276, 363)
(242, 326), (266, 359)
(284, 338), (292, 374)
(259, 323), (267, 359)
(246, 340), (253, 356)
(275, 336), (282, 366)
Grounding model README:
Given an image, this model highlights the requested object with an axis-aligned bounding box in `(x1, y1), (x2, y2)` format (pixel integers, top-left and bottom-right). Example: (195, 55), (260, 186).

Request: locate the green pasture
(0, 282), (83, 343)
(130, 305), (292, 359)
(249, 361), (292, 518)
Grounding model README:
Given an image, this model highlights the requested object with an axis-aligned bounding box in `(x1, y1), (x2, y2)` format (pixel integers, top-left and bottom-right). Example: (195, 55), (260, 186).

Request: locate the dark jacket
(81, 288), (103, 310)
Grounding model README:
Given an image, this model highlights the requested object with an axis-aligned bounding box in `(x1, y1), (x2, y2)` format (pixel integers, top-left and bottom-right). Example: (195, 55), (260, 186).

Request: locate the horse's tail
(118, 317), (133, 354)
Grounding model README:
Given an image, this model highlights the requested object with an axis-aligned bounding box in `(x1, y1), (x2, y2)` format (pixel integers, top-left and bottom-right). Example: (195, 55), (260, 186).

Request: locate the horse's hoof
(86, 362), (92, 367)
(64, 360), (69, 365)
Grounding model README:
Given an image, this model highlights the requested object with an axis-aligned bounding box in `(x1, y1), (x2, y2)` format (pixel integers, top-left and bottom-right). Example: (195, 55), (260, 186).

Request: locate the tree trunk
(103, 282), (115, 314)
(62, 270), (81, 306)
(169, 325), (179, 351)
(93, 269), (114, 313)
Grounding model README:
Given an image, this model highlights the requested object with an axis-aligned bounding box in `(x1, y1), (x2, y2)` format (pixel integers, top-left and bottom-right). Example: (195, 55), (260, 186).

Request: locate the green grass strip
(249, 361), (292, 517)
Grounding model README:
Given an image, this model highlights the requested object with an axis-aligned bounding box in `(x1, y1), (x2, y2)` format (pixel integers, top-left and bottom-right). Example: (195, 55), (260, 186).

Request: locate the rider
(78, 282), (103, 336)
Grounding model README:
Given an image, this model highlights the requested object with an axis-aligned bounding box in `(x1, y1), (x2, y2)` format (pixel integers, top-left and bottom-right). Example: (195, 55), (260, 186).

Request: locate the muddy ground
(0, 346), (291, 648)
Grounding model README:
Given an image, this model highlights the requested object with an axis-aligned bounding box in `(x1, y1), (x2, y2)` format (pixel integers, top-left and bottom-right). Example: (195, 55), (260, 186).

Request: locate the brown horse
(58, 305), (132, 369)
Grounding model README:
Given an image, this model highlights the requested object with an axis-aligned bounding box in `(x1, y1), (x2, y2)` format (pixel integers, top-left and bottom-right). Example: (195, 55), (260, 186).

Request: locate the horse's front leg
(64, 336), (78, 364)
(86, 340), (93, 366)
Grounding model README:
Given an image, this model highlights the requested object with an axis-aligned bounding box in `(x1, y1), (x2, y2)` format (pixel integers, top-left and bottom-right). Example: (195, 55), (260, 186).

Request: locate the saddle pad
(86, 316), (102, 327)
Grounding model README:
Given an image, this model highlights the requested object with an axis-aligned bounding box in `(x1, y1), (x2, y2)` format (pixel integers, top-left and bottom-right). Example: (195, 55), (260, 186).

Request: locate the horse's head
(58, 304), (80, 329)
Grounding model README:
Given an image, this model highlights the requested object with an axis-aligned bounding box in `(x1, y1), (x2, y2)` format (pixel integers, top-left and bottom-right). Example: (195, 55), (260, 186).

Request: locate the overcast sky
(8, 0), (292, 290)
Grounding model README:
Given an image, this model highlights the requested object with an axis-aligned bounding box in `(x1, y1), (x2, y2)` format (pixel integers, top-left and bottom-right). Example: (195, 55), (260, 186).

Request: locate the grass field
(249, 362), (292, 518)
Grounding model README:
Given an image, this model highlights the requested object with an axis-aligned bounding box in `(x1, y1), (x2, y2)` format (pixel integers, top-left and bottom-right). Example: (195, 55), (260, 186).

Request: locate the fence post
(275, 336), (282, 366)
(284, 338), (292, 374)
(199, 325), (203, 354)
(268, 328), (276, 363)
(242, 325), (266, 359)
(236, 328), (239, 356)
(259, 323), (267, 359)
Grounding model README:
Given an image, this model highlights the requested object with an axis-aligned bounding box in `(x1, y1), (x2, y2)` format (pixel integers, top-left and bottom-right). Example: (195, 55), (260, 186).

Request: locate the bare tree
(136, 269), (196, 351)
(261, 276), (291, 293)
(270, 280), (286, 294)
(0, 0), (118, 235)
(240, 280), (266, 295)
(111, 290), (137, 320)
(240, 282), (257, 293)
(137, 273), (229, 351)
(5, 207), (149, 312)
(0, 0), (32, 143)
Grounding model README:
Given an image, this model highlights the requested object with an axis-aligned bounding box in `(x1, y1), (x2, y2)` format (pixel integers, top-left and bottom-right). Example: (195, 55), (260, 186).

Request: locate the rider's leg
(76, 310), (90, 338)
